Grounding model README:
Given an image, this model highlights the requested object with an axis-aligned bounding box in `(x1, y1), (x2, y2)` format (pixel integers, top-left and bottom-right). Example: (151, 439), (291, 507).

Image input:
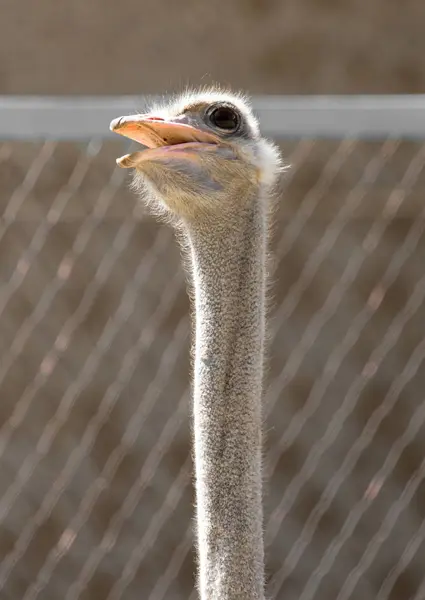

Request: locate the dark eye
(208, 106), (240, 132)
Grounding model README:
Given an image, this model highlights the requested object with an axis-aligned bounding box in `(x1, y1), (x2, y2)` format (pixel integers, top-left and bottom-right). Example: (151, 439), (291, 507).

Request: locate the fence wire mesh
(0, 133), (425, 600)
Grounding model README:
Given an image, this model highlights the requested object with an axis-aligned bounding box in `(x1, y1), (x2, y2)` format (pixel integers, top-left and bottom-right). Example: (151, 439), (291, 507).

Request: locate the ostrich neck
(187, 199), (267, 600)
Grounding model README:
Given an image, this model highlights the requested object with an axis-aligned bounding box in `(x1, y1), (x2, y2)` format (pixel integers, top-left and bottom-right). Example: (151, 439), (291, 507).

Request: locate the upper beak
(110, 114), (219, 148)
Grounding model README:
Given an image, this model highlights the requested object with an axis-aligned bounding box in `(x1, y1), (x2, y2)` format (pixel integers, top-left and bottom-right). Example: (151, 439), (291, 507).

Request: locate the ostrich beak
(110, 115), (220, 168)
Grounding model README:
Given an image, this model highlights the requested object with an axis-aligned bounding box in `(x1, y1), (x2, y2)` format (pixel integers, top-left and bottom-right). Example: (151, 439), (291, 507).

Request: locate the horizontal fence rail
(0, 96), (425, 600)
(1, 95), (425, 139)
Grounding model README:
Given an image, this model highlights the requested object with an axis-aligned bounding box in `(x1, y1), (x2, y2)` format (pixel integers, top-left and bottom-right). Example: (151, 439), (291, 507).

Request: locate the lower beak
(114, 142), (226, 169)
(110, 114), (219, 161)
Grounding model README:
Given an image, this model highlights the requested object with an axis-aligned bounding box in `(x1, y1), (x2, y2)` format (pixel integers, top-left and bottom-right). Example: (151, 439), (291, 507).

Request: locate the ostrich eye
(208, 106), (240, 132)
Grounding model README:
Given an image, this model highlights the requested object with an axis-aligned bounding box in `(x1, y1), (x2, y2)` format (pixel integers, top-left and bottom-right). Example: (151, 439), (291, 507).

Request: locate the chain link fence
(1, 97), (425, 600)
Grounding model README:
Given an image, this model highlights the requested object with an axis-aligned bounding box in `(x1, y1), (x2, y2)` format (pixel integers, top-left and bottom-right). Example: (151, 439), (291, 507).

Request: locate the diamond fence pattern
(0, 133), (425, 600)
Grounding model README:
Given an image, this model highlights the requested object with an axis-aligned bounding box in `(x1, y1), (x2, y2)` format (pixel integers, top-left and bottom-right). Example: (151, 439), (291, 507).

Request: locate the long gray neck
(186, 197), (268, 600)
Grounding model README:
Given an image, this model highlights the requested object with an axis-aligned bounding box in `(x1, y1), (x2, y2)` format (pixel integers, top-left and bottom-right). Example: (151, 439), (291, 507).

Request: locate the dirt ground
(1, 0), (425, 95)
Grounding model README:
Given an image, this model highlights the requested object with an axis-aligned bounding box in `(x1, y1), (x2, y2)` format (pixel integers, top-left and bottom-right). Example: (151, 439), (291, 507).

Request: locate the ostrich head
(110, 89), (282, 222)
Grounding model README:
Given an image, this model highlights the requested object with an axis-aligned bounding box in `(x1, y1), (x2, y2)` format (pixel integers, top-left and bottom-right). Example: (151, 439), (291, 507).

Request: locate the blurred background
(1, 2), (425, 599)
(2, 0), (425, 95)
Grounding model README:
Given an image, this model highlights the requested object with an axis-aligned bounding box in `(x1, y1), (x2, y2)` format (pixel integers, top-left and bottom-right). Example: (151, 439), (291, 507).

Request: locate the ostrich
(110, 89), (282, 600)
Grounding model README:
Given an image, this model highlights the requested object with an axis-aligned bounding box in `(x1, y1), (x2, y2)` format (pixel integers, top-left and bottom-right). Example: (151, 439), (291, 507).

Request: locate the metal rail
(0, 95), (425, 140)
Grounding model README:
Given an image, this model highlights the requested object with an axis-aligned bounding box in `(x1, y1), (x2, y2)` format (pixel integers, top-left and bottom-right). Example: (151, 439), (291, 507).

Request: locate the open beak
(110, 115), (220, 168)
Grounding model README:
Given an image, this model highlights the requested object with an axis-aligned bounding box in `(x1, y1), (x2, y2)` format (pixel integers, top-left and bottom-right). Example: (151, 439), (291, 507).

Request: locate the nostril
(145, 116), (165, 122)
